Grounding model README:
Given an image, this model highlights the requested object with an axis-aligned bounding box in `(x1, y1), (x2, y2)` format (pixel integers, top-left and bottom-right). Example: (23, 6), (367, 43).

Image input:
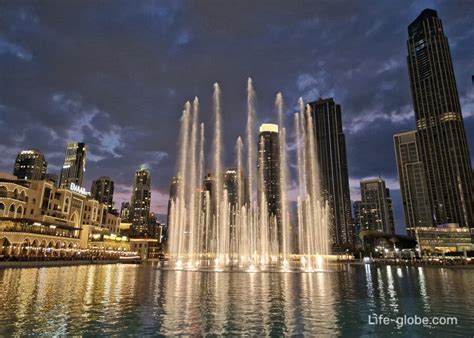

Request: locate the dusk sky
(1, 0), (473, 232)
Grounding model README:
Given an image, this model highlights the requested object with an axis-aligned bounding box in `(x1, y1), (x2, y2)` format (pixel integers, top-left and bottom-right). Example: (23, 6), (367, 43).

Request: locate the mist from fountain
(168, 79), (330, 272)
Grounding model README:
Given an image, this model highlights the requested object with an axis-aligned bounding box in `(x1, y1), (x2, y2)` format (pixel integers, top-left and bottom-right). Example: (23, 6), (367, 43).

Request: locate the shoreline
(348, 260), (474, 269)
(0, 259), (128, 269)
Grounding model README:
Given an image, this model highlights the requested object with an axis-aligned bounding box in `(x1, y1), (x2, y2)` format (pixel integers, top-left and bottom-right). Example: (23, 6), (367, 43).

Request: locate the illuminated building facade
(13, 149), (47, 181)
(307, 98), (353, 250)
(407, 9), (473, 227)
(130, 167), (151, 236)
(59, 142), (87, 188)
(91, 176), (114, 212)
(394, 131), (432, 235)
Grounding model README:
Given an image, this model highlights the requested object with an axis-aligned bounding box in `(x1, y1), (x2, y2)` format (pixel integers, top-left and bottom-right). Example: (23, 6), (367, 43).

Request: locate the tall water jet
(235, 137), (244, 263)
(198, 123), (205, 186)
(171, 105), (191, 266)
(168, 79), (331, 272)
(212, 83), (226, 266)
(276, 93), (290, 262)
(187, 97), (199, 265)
(257, 135), (270, 267)
(246, 77), (256, 207)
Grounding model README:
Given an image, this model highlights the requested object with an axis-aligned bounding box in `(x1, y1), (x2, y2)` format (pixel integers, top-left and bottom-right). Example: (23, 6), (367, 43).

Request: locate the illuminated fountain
(167, 78), (330, 272)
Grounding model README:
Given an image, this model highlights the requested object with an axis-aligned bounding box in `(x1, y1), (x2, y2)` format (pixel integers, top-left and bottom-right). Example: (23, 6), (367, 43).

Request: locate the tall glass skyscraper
(308, 98), (353, 250)
(407, 9), (473, 227)
(258, 124), (280, 217)
(59, 142), (86, 188)
(131, 167), (151, 236)
(394, 131), (432, 235)
(258, 124), (281, 249)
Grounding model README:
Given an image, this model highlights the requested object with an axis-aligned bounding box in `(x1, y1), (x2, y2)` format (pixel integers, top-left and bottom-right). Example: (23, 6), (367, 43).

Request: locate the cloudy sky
(0, 0), (473, 232)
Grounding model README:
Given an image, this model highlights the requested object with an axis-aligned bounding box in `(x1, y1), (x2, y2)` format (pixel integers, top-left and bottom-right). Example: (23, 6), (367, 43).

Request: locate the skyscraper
(394, 131), (432, 235)
(120, 202), (131, 223)
(224, 169), (239, 252)
(130, 167), (151, 236)
(224, 169), (238, 208)
(407, 9), (473, 227)
(307, 98), (353, 250)
(353, 200), (378, 245)
(59, 142), (87, 188)
(257, 123), (281, 249)
(13, 149), (47, 180)
(91, 176), (114, 211)
(355, 179), (395, 234)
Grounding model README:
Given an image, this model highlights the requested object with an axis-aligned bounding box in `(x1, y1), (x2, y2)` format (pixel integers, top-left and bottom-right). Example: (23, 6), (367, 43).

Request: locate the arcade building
(0, 172), (128, 258)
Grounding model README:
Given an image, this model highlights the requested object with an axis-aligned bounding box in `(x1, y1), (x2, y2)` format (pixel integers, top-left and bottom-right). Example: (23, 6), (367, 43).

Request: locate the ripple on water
(0, 264), (473, 335)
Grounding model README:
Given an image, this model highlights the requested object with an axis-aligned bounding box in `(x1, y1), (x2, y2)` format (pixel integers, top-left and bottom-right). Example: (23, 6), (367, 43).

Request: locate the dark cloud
(0, 0), (473, 225)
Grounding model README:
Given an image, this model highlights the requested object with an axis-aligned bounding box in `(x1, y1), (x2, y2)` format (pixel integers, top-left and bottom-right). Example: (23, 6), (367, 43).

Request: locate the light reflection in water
(0, 264), (473, 336)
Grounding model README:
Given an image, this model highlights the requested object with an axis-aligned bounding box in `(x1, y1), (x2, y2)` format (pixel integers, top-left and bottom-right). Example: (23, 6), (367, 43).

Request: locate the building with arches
(0, 172), (127, 258)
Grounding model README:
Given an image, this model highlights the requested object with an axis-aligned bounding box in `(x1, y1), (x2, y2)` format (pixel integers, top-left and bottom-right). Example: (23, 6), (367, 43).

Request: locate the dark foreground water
(0, 263), (473, 336)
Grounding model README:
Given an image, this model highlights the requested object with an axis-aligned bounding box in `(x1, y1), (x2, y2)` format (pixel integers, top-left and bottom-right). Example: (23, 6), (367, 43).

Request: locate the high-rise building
(355, 179), (395, 234)
(224, 169), (239, 250)
(224, 169), (238, 208)
(407, 9), (473, 227)
(257, 123), (281, 249)
(258, 124), (280, 217)
(394, 131), (432, 235)
(307, 98), (353, 250)
(120, 202), (131, 223)
(13, 149), (47, 180)
(130, 167), (151, 236)
(91, 176), (114, 211)
(353, 200), (379, 246)
(59, 142), (87, 188)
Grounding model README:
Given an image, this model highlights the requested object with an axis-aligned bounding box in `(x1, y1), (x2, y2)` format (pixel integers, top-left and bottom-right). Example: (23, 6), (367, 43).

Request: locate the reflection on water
(0, 264), (473, 335)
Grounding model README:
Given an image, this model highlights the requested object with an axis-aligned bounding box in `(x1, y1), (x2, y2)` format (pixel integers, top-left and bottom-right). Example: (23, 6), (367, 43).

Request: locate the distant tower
(59, 142), (86, 188)
(13, 149), (47, 180)
(120, 202), (131, 223)
(91, 176), (114, 211)
(407, 9), (473, 227)
(356, 179), (395, 234)
(394, 131), (432, 235)
(307, 98), (353, 250)
(257, 123), (281, 249)
(224, 169), (238, 208)
(130, 167), (151, 236)
(224, 169), (239, 249)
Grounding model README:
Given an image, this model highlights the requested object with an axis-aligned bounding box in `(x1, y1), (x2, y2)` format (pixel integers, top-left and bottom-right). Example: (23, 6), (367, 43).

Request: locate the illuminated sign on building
(69, 183), (91, 196)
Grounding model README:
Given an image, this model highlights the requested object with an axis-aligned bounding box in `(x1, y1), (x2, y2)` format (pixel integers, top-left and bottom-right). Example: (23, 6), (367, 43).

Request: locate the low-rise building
(0, 172), (126, 257)
(414, 223), (474, 254)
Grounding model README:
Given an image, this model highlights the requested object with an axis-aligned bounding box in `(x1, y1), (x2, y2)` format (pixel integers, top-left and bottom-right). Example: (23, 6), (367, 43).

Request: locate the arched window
(9, 204), (15, 212)
(19, 191), (26, 201)
(13, 189), (18, 199)
(0, 186), (7, 198)
(0, 203), (4, 216)
(17, 206), (23, 216)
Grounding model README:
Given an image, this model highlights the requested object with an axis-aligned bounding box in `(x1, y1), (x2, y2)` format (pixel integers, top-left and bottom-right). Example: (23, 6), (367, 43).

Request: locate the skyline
(1, 1), (473, 232)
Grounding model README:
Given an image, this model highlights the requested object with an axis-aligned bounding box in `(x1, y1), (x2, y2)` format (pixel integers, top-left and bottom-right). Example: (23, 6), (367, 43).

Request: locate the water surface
(0, 263), (472, 335)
